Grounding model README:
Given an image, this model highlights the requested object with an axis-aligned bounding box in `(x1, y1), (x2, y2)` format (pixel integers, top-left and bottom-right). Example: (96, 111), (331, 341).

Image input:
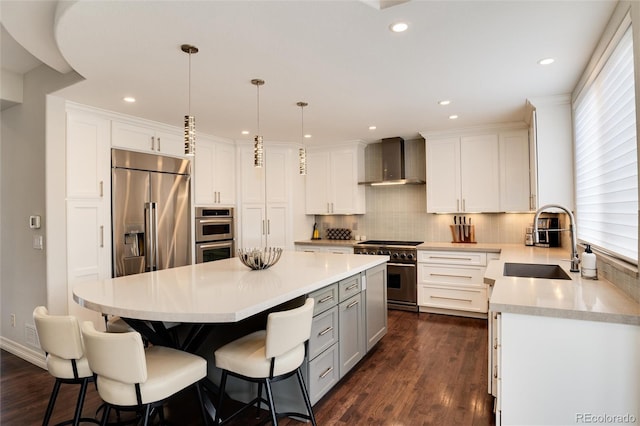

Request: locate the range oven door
(196, 240), (234, 263)
(387, 262), (417, 310)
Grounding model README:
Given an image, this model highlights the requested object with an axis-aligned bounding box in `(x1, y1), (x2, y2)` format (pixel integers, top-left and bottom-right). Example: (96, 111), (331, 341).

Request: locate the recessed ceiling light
(449, 115), (459, 120)
(538, 58), (555, 65)
(438, 100), (451, 106)
(389, 22), (408, 33)
(304, 134), (312, 139)
(241, 130), (250, 135)
(369, 126), (377, 130)
(123, 96), (136, 103)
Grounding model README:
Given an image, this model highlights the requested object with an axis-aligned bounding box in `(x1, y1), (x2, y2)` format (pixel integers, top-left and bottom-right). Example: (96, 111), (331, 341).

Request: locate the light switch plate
(33, 235), (43, 250)
(29, 215), (41, 229)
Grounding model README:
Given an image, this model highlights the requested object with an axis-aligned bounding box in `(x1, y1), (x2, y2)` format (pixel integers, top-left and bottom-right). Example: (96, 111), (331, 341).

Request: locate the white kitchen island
(73, 251), (389, 413)
(73, 251), (387, 323)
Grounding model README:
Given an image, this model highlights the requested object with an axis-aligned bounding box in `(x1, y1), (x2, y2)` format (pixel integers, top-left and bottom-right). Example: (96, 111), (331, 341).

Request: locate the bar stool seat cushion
(214, 330), (305, 379)
(94, 345), (206, 407)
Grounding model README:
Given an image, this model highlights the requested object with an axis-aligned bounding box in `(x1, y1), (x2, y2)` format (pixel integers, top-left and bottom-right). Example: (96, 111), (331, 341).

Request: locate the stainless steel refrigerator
(111, 149), (191, 277)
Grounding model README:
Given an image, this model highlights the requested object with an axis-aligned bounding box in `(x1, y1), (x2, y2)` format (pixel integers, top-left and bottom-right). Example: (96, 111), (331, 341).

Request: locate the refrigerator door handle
(145, 202), (159, 271)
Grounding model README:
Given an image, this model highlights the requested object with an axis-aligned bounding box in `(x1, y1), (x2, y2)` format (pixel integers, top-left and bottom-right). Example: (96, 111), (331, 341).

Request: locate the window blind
(574, 24), (638, 264)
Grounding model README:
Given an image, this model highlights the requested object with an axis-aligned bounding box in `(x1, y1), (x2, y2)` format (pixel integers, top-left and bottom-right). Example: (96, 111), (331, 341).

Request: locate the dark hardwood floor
(1, 310), (495, 425)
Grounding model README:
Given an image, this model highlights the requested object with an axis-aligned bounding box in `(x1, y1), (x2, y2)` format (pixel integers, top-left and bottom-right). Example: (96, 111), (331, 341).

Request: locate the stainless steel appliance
(195, 207), (234, 263)
(534, 217), (560, 248)
(111, 149), (191, 277)
(354, 240), (423, 311)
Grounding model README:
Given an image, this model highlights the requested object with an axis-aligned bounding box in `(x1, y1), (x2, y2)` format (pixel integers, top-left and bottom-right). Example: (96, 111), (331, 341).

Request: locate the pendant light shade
(297, 101), (308, 175)
(182, 44), (198, 156)
(252, 79), (265, 168)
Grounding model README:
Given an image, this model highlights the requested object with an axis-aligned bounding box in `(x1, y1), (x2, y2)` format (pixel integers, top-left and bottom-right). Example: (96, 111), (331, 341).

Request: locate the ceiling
(1, 0), (618, 145)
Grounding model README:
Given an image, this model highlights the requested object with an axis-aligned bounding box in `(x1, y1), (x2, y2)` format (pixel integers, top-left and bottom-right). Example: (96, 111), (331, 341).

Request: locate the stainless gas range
(354, 240), (423, 312)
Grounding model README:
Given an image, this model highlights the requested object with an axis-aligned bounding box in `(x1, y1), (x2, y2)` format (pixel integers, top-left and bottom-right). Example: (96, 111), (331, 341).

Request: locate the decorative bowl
(237, 247), (283, 270)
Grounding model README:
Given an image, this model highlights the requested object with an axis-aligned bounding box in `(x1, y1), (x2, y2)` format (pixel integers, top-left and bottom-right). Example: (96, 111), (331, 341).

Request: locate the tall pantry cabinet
(238, 142), (299, 250)
(65, 105), (112, 325)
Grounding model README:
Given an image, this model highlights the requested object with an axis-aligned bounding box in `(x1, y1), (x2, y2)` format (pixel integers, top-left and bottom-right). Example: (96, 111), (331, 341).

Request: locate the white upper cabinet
(111, 120), (184, 157)
(194, 136), (236, 206)
(66, 109), (111, 199)
(527, 96), (574, 210)
(305, 143), (366, 215)
(425, 127), (530, 213)
(499, 129), (530, 212)
(426, 134), (499, 213)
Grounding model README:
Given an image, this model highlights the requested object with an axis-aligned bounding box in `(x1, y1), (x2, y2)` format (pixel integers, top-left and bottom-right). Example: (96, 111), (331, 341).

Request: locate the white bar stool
(214, 298), (317, 425)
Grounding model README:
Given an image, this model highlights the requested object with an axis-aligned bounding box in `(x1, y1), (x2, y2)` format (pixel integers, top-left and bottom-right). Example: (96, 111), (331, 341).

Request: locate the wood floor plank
(1, 310), (495, 425)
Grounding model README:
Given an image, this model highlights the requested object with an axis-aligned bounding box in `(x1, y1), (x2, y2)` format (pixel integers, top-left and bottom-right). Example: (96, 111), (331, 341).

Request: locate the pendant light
(182, 44), (198, 156)
(297, 101), (308, 175)
(251, 79), (265, 168)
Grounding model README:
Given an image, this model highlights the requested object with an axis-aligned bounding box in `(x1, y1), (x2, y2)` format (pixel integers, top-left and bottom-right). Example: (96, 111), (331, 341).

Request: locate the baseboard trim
(0, 336), (46, 369)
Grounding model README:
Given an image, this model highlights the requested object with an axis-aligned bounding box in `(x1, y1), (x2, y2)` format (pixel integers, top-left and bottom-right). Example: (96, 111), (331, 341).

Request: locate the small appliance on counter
(534, 217), (560, 247)
(525, 226), (535, 246)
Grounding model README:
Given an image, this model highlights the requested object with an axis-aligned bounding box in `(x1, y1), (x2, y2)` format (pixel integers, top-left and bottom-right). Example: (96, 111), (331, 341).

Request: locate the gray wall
(0, 64), (81, 350)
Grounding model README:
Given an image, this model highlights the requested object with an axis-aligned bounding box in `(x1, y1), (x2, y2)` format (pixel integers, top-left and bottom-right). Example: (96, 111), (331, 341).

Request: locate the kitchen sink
(503, 263), (571, 280)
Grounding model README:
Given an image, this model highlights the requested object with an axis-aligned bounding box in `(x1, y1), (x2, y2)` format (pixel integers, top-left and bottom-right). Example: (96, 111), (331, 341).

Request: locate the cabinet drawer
(339, 274), (361, 302)
(309, 283), (338, 315)
(308, 343), (339, 404)
(309, 306), (338, 360)
(418, 250), (487, 266)
(418, 284), (488, 313)
(419, 264), (485, 286)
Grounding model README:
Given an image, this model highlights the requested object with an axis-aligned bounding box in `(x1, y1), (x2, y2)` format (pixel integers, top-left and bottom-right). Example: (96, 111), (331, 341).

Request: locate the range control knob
(407, 253), (415, 260)
(400, 253), (407, 259)
(369, 251), (377, 255)
(392, 253), (400, 259)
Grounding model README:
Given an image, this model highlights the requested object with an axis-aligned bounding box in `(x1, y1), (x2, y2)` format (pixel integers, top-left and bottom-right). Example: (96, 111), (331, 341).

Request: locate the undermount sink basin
(503, 263), (571, 280)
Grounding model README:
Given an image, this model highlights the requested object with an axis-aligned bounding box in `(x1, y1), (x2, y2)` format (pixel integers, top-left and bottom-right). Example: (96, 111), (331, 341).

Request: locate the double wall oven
(354, 240), (422, 312)
(195, 207), (234, 263)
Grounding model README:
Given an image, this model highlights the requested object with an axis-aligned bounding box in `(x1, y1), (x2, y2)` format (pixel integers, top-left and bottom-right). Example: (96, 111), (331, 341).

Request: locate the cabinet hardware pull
(327, 202), (330, 213)
(99, 225), (104, 248)
(262, 220), (266, 235)
(493, 365), (498, 379)
(331, 202), (334, 213)
(151, 136), (155, 151)
(462, 199), (466, 211)
(157, 137), (161, 151)
(430, 295), (472, 303)
(494, 338), (498, 350)
(428, 256), (473, 261)
(319, 326), (334, 336)
(429, 273), (473, 279)
(346, 300), (359, 309)
(318, 295), (334, 303)
(457, 199), (460, 211)
(267, 219), (270, 235)
(99, 180), (103, 197)
(320, 366), (334, 379)
(345, 283), (358, 290)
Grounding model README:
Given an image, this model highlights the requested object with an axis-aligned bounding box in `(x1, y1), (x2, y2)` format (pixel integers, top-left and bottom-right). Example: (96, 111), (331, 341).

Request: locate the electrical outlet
(352, 222), (358, 231)
(10, 314), (16, 327)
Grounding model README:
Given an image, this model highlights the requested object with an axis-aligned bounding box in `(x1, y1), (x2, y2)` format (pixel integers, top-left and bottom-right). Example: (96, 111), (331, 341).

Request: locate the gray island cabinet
(305, 262), (387, 404)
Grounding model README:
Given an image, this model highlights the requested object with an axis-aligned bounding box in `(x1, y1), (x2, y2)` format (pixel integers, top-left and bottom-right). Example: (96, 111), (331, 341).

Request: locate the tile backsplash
(316, 185), (535, 244)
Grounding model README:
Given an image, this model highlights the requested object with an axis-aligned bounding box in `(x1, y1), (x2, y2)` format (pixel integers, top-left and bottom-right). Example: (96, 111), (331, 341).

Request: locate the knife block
(450, 224), (476, 243)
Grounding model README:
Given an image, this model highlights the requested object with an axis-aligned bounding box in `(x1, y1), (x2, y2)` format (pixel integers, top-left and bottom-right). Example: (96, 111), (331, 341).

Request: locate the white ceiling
(1, 0), (618, 145)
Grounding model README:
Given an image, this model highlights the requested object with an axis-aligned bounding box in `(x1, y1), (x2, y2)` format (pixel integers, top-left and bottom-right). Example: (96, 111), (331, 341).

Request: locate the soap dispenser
(581, 244), (597, 279)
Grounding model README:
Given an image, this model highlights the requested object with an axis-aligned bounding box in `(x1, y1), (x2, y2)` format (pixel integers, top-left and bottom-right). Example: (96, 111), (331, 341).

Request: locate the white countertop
(73, 251), (388, 323)
(485, 245), (640, 325)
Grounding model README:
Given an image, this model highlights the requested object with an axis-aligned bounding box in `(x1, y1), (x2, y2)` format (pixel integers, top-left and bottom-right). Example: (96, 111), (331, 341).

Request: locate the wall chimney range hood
(360, 137), (426, 186)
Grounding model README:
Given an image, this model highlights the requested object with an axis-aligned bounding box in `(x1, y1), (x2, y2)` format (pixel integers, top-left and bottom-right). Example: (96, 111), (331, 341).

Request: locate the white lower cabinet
(295, 244), (354, 254)
(417, 250), (491, 317)
(338, 274), (365, 378)
(496, 312), (640, 426)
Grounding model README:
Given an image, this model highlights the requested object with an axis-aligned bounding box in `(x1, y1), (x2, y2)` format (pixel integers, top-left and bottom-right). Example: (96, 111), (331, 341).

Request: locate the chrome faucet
(533, 204), (580, 272)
